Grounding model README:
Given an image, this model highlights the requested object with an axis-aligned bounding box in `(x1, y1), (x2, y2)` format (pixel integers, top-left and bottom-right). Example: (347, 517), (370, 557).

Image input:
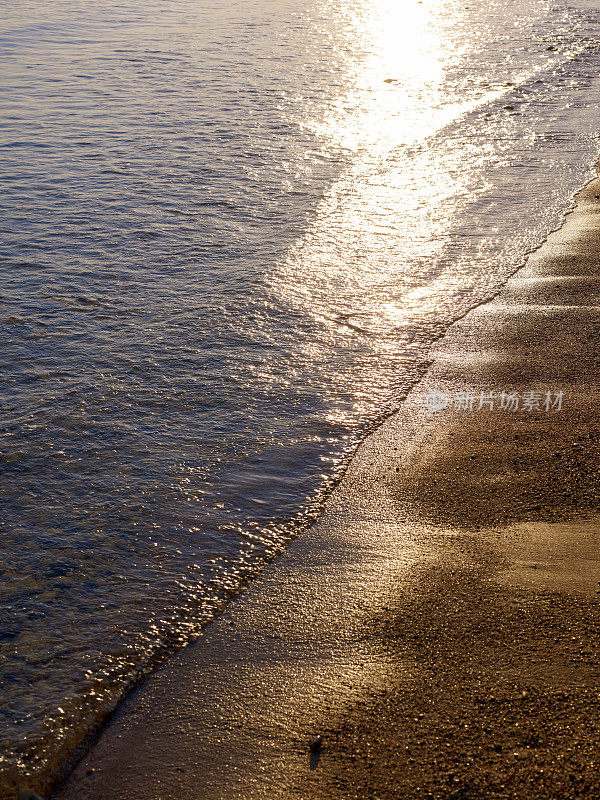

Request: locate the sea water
(2, 0), (600, 791)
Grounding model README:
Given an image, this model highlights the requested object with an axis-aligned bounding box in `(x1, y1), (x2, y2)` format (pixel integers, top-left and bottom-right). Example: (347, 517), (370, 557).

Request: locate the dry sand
(50, 176), (600, 800)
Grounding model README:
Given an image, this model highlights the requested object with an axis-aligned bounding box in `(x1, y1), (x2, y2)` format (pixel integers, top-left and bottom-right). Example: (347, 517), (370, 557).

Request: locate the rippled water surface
(2, 0), (600, 792)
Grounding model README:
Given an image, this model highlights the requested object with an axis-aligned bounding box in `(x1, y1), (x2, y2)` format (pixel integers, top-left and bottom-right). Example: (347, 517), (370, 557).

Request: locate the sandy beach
(47, 173), (600, 800)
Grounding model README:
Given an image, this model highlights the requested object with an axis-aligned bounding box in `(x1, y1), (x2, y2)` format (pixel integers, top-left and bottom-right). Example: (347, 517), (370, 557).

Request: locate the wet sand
(51, 176), (600, 800)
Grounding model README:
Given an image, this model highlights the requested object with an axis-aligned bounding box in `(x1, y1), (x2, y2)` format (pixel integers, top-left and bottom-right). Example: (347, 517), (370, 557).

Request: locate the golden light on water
(311, 0), (461, 152)
(315, 0), (532, 152)
(272, 0), (477, 353)
(263, 0), (564, 428)
(272, 0), (543, 362)
(364, 0), (445, 85)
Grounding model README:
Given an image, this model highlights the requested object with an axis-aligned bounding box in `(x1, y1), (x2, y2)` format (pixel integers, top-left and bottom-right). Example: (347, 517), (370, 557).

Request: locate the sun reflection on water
(271, 0), (477, 360)
(269, 0), (584, 410)
(310, 0), (460, 151)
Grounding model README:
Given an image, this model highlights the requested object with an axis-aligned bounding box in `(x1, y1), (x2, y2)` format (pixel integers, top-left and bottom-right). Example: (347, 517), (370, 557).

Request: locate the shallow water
(2, 0), (600, 791)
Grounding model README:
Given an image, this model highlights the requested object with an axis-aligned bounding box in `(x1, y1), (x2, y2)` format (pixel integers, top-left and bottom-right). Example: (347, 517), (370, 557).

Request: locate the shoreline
(47, 170), (600, 799)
